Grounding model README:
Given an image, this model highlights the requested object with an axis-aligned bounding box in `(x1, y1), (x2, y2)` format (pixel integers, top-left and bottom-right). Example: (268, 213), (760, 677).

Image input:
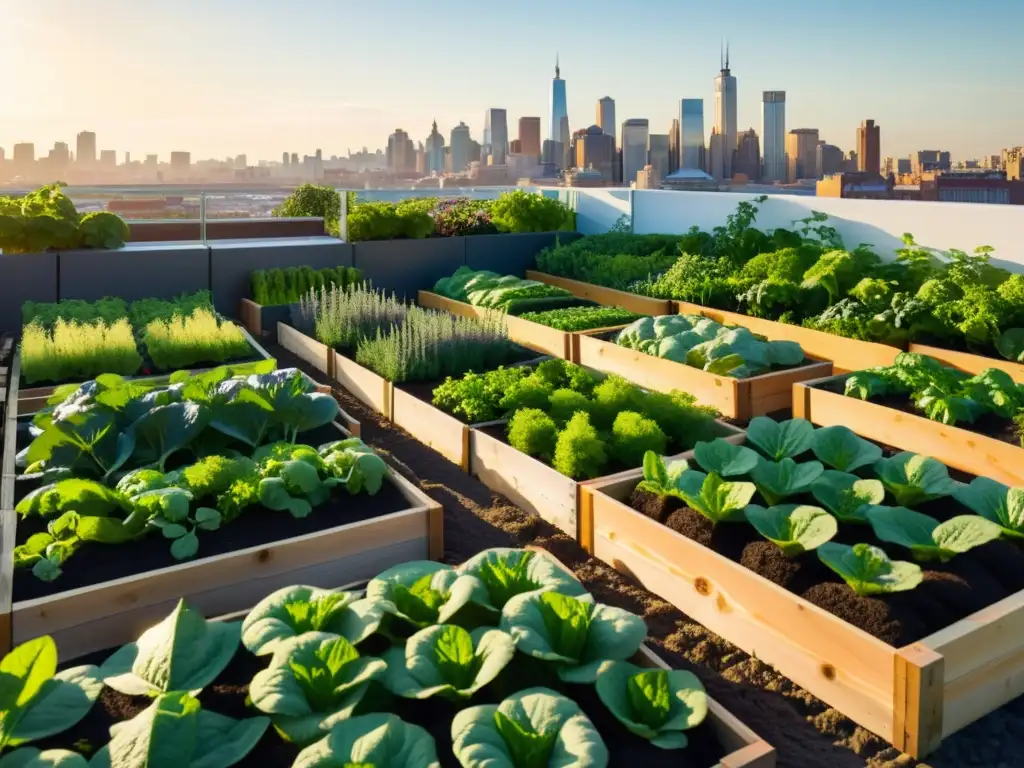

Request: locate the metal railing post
(199, 192), (207, 244)
(628, 189), (635, 234)
(338, 188), (348, 242)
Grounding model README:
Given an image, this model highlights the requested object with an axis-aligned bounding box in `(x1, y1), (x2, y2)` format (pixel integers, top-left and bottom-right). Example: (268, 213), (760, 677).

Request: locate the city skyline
(3, 0), (1021, 163)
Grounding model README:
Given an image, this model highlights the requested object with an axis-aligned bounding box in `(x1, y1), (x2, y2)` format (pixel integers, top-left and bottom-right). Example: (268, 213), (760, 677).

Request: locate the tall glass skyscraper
(549, 56), (569, 146)
(714, 44), (738, 179)
(621, 119), (649, 186)
(761, 91), (786, 182)
(483, 108), (508, 165)
(679, 99), (705, 170)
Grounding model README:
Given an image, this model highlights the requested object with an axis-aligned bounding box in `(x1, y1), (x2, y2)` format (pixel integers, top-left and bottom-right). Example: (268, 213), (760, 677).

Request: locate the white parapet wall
(574, 189), (1024, 272)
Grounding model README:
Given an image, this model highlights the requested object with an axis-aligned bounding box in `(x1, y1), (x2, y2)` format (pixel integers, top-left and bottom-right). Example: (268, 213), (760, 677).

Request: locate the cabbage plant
(810, 426), (882, 472)
(99, 600), (238, 696)
(451, 687), (607, 768)
(0, 636), (103, 763)
(293, 714), (439, 768)
(691, 439), (759, 477)
(249, 632), (386, 745)
(365, 561), (464, 631)
(744, 504), (838, 556)
(817, 542), (922, 596)
(745, 417), (815, 461)
(241, 585), (384, 656)
(666, 469), (756, 524)
(811, 471), (885, 523)
(500, 592), (646, 683)
(89, 692), (268, 768)
(872, 453), (957, 507)
(381, 624), (516, 701)
(749, 457), (824, 506)
(954, 477), (1024, 539)
(594, 661), (707, 749)
(866, 506), (1002, 562)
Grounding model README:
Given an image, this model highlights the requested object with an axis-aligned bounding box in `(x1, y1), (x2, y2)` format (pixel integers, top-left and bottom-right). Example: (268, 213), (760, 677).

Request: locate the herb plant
(21, 318), (142, 385)
(143, 308), (252, 370)
(517, 305), (642, 332)
(251, 266), (362, 306)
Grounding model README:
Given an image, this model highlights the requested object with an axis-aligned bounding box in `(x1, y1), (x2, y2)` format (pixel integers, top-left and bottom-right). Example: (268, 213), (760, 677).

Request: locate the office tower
(542, 139), (564, 168)
(449, 122), (471, 173)
(170, 152), (191, 175)
(817, 143), (845, 176)
(786, 129), (820, 180)
(99, 150), (116, 167)
(679, 99), (705, 170)
(13, 143), (34, 164)
(483, 108), (508, 165)
(596, 97), (615, 148)
(648, 134), (670, 183)
(145, 155), (158, 167)
(424, 121), (445, 174)
(574, 125), (616, 183)
(1004, 147), (1023, 181)
(235, 154), (246, 168)
(415, 143), (426, 174)
(668, 118), (680, 174)
(290, 153), (299, 166)
(635, 165), (659, 189)
(761, 91), (786, 182)
(49, 142), (70, 165)
(0, 147), (4, 162)
(621, 119), (650, 188)
(713, 44), (738, 179)
(518, 117), (541, 156)
(76, 131), (96, 167)
(549, 56), (569, 146)
(467, 139), (482, 167)
(913, 150), (951, 175)
(510, 139), (522, 154)
(857, 119), (881, 174)
(735, 130), (761, 181)
(387, 129), (415, 172)
(707, 129), (724, 180)
(282, 152), (289, 166)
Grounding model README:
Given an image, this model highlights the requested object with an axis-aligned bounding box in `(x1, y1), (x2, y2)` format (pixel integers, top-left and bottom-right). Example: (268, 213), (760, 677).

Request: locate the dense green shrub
(553, 412), (608, 479)
(432, 366), (532, 423)
(432, 198), (498, 237)
(547, 388), (593, 426)
(347, 201), (434, 241)
(273, 184), (345, 236)
(21, 318), (142, 384)
(535, 233), (682, 290)
(23, 297), (129, 330)
(0, 184), (129, 253)
(489, 190), (574, 233)
(77, 211), (131, 249)
(507, 408), (558, 460)
(609, 412), (667, 467)
(251, 266), (362, 305)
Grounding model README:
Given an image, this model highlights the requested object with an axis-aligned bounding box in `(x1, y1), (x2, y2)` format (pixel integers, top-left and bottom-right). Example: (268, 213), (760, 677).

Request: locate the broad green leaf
(381, 625), (516, 701)
(744, 505), (838, 557)
(127, 402), (211, 471)
(749, 457), (824, 506)
(745, 417), (814, 460)
(997, 328), (1024, 362)
(810, 426), (882, 472)
(366, 562), (460, 631)
(642, 451), (669, 489)
(0, 748), (88, 767)
(451, 688), (607, 768)
(867, 506), (1002, 562)
(817, 542), (923, 597)
(954, 477), (1024, 539)
(873, 452), (956, 507)
(292, 714), (439, 768)
(170, 531), (200, 560)
(15, 479), (129, 519)
(595, 661), (707, 748)
(99, 600), (239, 696)
(811, 471), (885, 523)
(259, 478), (313, 519)
(5, 665), (104, 748)
(674, 470), (756, 523)
(242, 586), (383, 657)
(692, 439), (759, 477)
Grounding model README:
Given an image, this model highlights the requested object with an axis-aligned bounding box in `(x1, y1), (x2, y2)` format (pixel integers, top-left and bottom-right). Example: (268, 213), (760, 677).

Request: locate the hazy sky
(2, 0), (1020, 163)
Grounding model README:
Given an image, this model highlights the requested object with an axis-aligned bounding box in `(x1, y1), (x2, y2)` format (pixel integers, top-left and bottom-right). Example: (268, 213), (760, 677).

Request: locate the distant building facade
(550, 58), (569, 146)
(817, 143), (845, 177)
(761, 91), (786, 182)
(713, 46), (738, 179)
(857, 119), (881, 175)
(76, 131), (96, 167)
(817, 171), (892, 199)
(386, 129), (415, 172)
(621, 119), (650, 188)
(734, 129), (761, 182)
(679, 99), (705, 171)
(425, 121), (445, 174)
(449, 122), (471, 173)
(786, 129), (819, 181)
(912, 150), (951, 175)
(668, 118), (680, 174)
(483, 108), (508, 165)
(647, 134), (671, 184)
(574, 125), (616, 183)
(518, 117), (541, 156)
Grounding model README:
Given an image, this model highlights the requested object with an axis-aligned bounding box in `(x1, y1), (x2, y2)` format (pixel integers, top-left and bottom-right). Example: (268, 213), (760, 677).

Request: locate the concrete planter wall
(209, 237), (353, 316)
(0, 253), (58, 334)
(59, 243), (211, 303)
(464, 231), (581, 274)
(353, 237), (466, 299)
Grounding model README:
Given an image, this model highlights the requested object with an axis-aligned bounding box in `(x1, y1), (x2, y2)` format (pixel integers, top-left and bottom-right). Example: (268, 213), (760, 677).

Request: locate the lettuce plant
(817, 542), (923, 596)
(744, 504), (838, 556)
(811, 471), (885, 523)
(594, 661), (707, 749)
(668, 469), (756, 524)
(0, 636), (103, 759)
(99, 600), (239, 696)
(866, 506), (1002, 562)
(451, 687), (607, 768)
(89, 692), (269, 768)
(749, 457), (824, 506)
(691, 439), (759, 477)
(636, 451), (690, 497)
(810, 426), (883, 472)
(249, 632), (386, 745)
(365, 562), (463, 632)
(16, 478), (130, 519)
(242, 586), (385, 656)
(319, 439), (389, 495)
(381, 624), (516, 701)
(873, 452), (956, 507)
(500, 592), (646, 683)
(954, 477), (1024, 539)
(745, 417), (814, 460)
(0, 747), (88, 766)
(293, 714), (439, 768)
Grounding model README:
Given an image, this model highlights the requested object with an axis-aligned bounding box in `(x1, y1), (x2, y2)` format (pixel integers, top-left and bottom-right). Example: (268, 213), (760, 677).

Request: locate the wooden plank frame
(580, 444), (1024, 758)
(1, 417), (443, 660)
(525, 270), (672, 316)
(239, 297), (263, 336)
(470, 420), (745, 539)
(277, 321), (331, 375)
(793, 373), (1023, 486)
(572, 332), (834, 421)
(907, 343), (1024, 385)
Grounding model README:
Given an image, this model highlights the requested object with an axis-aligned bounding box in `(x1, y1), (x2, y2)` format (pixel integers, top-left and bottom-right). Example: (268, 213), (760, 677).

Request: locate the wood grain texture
(239, 298), (262, 336)
(277, 322), (330, 374)
(908, 343), (1024, 384)
(391, 387), (469, 469)
(525, 271), (671, 316)
(0, 351), (19, 653)
(333, 351), (392, 418)
(893, 645), (944, 757)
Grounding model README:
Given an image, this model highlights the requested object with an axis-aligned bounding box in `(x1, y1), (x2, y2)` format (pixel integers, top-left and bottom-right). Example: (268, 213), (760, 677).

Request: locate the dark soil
(818, 377), (1023, 448)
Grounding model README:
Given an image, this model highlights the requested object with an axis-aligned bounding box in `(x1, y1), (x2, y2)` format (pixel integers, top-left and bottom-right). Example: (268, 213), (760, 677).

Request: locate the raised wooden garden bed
(239, 297), (295, 340)
(470, 420), (745, 539)
(525, 270), (672, 316)
(906, 343), (1024, 384)
(277, 321), (332, 375)
(675, 301), (903, 374)
(792, 372), (1024, 486)
(580, 452), (1024, 758)
(572, 332), (833, 421)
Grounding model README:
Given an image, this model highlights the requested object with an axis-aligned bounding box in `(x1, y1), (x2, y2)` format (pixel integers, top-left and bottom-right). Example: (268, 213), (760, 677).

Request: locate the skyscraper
(786, 129), (820, 180)
(76, 131), (96, 167)
(574, 125), (616, 183)
(596, 97), (615, 146)
(100, 150), (116, 167)
(713, 44), (738, 179)
(761, 91), (786, 182)
(483, 108), (508, 165)
(282, 152), (289, 166)
(669, 118), (680, 174)
(449, 122), (471, 173)
(386, 129), (415, 172)
(621, 119), (649, 188)
(518, 117), (541, 156)
(735, 130), (761, 181)
(707, 129), (724, 180)
(679, 99), (706, 171)
(425, 120), (445, 174)
(818, 143), (845, 177)
(648, 134), (670, 183)
(549, 56), (569, 146)
(857, 119), (881, 175)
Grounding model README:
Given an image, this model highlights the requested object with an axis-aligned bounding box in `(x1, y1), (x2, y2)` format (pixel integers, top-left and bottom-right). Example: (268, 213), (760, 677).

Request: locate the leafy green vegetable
(866, 506), (1002, 562)
(608, 412), (667, 468)
(817, 542), (923, 596)
(595, 661), (707, 749)
(508, 409), (558, 461)
(241, 586), (384, 656)
(810, 426), (883, 472)
(691, 439), (759, 477)
(365, 562), (461, 630)
(451, 688), (607, 768)
(500, 591), (646, 683)
(744, 504), (838, 556)
(997, 328), (1024, 362)
(873, 452), (957, 507)
(954, 477), (1024, 539)
(293, 714), (440, 768)
(0, 747), (89, 766)
(99, 599), (239, 696)
(249, 632), (387, 745)
(552, 412), (608, 480)
(811, 471), (886, 523)
(518, 306), (642, 332)
(749, 457), (824, 506)
(745, 417), (814, 460)
(671, 469), (756, 523)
